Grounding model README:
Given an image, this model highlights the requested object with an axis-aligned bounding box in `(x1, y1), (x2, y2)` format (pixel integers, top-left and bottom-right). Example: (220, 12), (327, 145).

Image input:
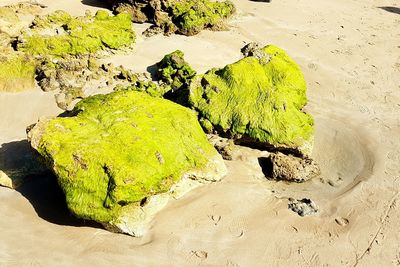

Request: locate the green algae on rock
(156, 50), (196, 92)
(0, 56), (36, 92)
(18, 10), (136, 57)
(106, 0), (234, 36)
(189, 45), (314, 156)
(114, 81), (169, 98)
(168, 0), (235, 35)
(28, 90), (226, 236)
(114, 50), (196, 100)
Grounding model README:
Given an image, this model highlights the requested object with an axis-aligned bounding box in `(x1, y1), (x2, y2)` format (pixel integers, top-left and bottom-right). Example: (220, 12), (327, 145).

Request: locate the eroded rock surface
(266, 152), (320, 182)
(28, 90), (226, 236)
(189, 45), (315, 157)
(207, 135), (236, 160)
(106, 0), (235, 36)
(36, 57), (145, 109)
(0, 8), (136, 93)
(288, 198), (318, 216)
(18, 10), (136, 57)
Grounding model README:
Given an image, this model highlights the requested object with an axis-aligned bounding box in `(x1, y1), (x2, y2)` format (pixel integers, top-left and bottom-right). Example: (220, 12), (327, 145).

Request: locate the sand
(1, 0), (400, 266)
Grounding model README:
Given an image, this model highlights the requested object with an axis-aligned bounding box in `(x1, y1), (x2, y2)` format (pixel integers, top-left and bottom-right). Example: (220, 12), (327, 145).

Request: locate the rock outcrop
(189, 45), (314, 157)
(106, 0), (235, 36)
(265, 152), (320, 182)
(28, 90), (226, 236)
(0, 3), (44, 92)
(36, 57), (146, 110)
(17, 10), (136, 57)
(156, 50), (196, 92)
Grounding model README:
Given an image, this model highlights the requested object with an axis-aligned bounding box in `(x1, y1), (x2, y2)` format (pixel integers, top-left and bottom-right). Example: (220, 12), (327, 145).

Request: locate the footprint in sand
(166, 236), (209, 265)
(228, 217), (246, 238)
(335, 217), (349, 226)
(226, 259), (240, 267)
(208, 214), (222, 226)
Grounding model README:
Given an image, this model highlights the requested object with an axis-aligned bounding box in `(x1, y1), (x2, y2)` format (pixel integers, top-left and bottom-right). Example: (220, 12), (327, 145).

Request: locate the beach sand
(0, 0), (399, 266)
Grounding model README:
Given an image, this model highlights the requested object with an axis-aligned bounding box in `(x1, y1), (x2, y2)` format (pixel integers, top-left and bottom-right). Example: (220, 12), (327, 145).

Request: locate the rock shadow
(250, 0), (271, 2)
(16, 172), (102, 228)
(146, 63), (158, 81)
(81, 0), (110, 9)
(258, 156), (272, 177)
(0, 140), (44, 188)
(0, 140), (102, 229)
(378, 6), (400, 15)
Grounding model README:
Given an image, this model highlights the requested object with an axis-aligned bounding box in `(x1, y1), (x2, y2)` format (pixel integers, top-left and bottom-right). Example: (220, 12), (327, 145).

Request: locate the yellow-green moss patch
(168, 0), (235, 35)
(18, 10), (136, 57)
(107, 0), (235, 36)
(189, 45), (314, 155)
(31, 90), (219, 223)
(0, 56), (36, 92)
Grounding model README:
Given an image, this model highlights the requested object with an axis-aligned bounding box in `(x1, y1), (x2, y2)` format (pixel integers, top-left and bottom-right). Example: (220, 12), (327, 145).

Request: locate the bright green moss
(19, 11), (135, 57)
(114, 81), (169, 98)
(156, 50), (196, 91)
(108, 0), (234, 35)
(0, 56), (36, 92)
(189, 45), (314, 153)
(168, 0), (235, 35)
(114, 50), (196, 99)
(34, 91), (217, 222)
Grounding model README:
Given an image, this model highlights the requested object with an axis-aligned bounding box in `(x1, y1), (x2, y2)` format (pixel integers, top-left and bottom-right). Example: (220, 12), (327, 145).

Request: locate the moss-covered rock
(156, 50), (196, 91)
(189, 45), (314, 156)
(28, 90), (226, 236)
(0, 55), (36, 92)
(114, 50), (195, 100)
(114, 81), (169, 98)
(106, 0), (235, 36)
(168, 0), (235, 35)
(18, 10), (136, 57)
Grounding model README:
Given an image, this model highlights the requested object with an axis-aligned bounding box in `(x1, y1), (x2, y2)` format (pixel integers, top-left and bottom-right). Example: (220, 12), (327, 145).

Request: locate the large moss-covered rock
(28, 90), (226, 236)
(189, 45), (314, 156)
(18, 10), (136, 57)
(106, 0), (235, 36)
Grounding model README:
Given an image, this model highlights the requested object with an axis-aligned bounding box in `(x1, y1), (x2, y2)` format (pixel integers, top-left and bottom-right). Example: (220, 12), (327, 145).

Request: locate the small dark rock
(288, 198), (318, 216)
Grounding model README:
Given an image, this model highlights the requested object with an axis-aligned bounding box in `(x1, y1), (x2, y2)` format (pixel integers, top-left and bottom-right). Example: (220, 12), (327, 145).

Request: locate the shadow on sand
(81, 0), (110, 9)
(146, 63), (158, 80)
(378, 6), (400, 15)
(0, 140), (102, 229)
(257, 157), (272, 177)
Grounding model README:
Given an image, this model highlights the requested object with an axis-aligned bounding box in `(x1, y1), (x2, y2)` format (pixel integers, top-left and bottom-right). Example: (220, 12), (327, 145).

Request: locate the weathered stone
(189, 45), (315, 156)
(106, 0), (235, 36)
(155, 50), (196, 102)
(28, 90), (226, 236)
(288, 198), (318, 216)
(266, 152), (320, 182)
(207, 135), (236, 160)
(17, 10), (136, 57)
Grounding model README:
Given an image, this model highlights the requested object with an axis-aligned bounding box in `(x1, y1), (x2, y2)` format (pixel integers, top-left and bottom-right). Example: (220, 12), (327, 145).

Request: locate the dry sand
(1, 0), (400, 266)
